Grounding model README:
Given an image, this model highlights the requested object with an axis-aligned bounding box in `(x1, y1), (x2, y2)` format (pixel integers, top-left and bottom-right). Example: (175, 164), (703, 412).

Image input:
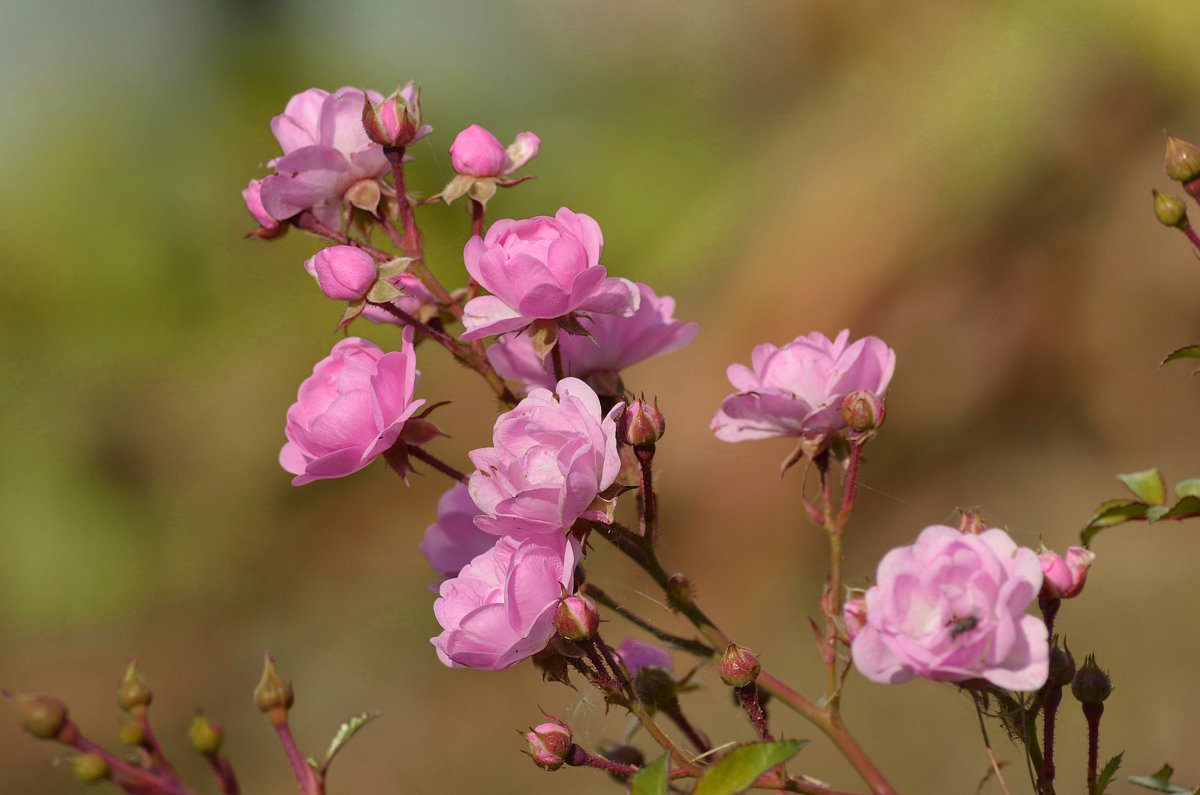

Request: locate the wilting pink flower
(851, 525), (1048, 691)
(1038, 545), (1095, 600)
(468, 377), (622, 535)
(712, 330), (895, 443)
(431, 532), (581, 670)
(459, 208), (639, 340)
(280, 329), (423, 486)
(242, 179), (285, 238)
(615, 638), (674, 678)
(420, 483), (496, 579)
(258, 87), (390, 228)
(305, 245), (377, 301)
(487, 282), (698, 392)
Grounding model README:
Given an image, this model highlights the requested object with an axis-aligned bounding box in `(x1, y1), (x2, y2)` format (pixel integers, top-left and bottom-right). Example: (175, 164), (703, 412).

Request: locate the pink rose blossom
(486, 282), (699, 392)
(459, 208), (639, 340)
(305, 245), (377, 301)
(279, 329), (424, 486)
(615, 638), (674, 678)
(420, 483), (497, 579)
(242, 179), (284, 238)
(712, 330), (895, 443)
(1038, 545), (1095, 600)
(851, 525), (1049, 691)
(449, 124), (540, 178)
(258, 87), (390, 229)
(431, 531), (581, 670)
(468, 377), (623, 535)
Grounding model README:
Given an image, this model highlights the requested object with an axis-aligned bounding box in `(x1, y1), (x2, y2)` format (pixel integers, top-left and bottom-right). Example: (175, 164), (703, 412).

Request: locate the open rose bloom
(419, 483), (495, 580)
(851, 525), (1049, 691)
(712, 330), (894, 443)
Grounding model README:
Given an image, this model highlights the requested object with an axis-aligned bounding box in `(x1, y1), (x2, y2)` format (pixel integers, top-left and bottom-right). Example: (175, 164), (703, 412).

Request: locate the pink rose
(615, 638), (674, 678)
(711, 330), (895, 443)
(486, 282), (699, 392)
(468, 377), (623, 535)
(279, 329), (424, 486)
(431, 532), (581, 670)
(459, 208), (640, 340)
(420, 483), (497, 579)
(305, 245), (377, 301)
(1038, 545), (1095, 600)
(851, 525), (1049, 691)
(258, 87), (390, 229)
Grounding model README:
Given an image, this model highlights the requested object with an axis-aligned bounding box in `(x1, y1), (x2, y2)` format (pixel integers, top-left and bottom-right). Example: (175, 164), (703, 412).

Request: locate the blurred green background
(3, 1), (1200, 793)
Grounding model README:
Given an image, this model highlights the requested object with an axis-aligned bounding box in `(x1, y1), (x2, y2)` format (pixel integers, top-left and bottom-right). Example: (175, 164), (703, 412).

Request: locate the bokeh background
(3, 1), (1199, 793)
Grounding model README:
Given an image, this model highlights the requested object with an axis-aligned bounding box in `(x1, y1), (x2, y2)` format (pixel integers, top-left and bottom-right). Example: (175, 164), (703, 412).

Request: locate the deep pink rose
(1038, 545), (1095, 600)
(468, 377), (622, 535)
(258, 87), (390, 229)
(851, 525), (1049, 691)
(279, 329), (423, 486)
(712, 330), (895, 443)
(615, 638), (674, 678)
(459, 208), (639, 340)
(305, 245), (377, 301)
(486, 282), (699, 392)
(420, 483), (496, 580)
(431, 532), (581, 670)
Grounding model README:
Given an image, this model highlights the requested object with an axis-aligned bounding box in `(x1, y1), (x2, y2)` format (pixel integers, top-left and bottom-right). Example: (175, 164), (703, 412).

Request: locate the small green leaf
(1096, 751), (1123, 794)
(630, 753), (670, 795)
(1081, 499), (1150, 545)
(1147, 505), (1170, 522)
(323, 711), (383, 771)
(1175, 479), (1200, 499)
(1129, 762), (1198, 793)
(1161, 495), (1200, 521)
(1160, 344), (1200, 368)
(1118, 469), (1166, 505)
(693, 740), (805, 795)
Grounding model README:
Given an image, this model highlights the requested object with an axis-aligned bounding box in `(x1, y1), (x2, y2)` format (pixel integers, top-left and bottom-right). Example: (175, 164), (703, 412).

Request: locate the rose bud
(720, 644), (761, 687)
(619, 398), (666, 448)
(1038, 544), (1095, 600)
(525, 721), (573, 771)
(554, 594), (600, 642)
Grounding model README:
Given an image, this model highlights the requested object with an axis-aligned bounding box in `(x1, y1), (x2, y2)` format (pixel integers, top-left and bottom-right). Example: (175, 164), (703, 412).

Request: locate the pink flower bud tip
(619, 398), (666, 447)
(554, 594), (600, 642)
(362, 81), (430, 148)
(525, 722), (573, 770)
(1037, 544), (1094, 600)
(841, 390), (885, 433)
(719, 644), (761, 687)
(306, 245), (378, 301)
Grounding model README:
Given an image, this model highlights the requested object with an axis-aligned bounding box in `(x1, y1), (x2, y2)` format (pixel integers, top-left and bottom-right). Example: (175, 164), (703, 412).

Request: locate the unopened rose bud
(307, 246), (378, 302)
(1071, 654), (1113, 705)
(451, 125), (509, 178)
(189, 713), (224, 756)
(1153, 190), (1189, 229)
(666, 574), (693, 612)
(1047, 638), (1076, 689)
(619, 398), (666, 448)
(1038, 544), (1095, 600)
(525, 721), (572, 771)
(843, 598), (867, 642)
(955, 507), (985, 535)
(70, 753), (110, 783)
(362, 81), (428, 148)
(554, 594), (600, 642)
(118, 659), (152, 712)
(254, 653), (294, 723)
(841, 390), (886, 433)
(117, 718), (145, 747)
(1164, 134), (1200, 183)
(720, 644), (761, 687)
(5, 691), (68, 739)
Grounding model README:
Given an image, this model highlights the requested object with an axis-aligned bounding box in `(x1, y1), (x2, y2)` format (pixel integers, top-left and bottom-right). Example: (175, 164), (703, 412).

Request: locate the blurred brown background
(2, 1), (1199, 793)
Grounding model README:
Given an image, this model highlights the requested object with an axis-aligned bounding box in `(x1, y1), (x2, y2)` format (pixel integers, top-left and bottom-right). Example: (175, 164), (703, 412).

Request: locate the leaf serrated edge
(323, 711), (383, 772)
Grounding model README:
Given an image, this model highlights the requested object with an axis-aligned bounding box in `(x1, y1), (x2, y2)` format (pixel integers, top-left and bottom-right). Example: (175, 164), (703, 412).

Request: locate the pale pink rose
(851, 525), (1049, 691)
(615, 638), (674, 678)
(459, 208), (639, 340)
(242, 179), (284, 238)
(449, 124), (540, 177)
(468, 377), (623, 535)
(711, 330), (895, 443)
(420, 483), (496, 579)
(258, 87), (390, 229)
(486, 282), (699, 391)
(431, 532), (581, 670)
(1038, 545), (1095, 600)
(305, 246), (377, 301)
(279, 329), (423, 486)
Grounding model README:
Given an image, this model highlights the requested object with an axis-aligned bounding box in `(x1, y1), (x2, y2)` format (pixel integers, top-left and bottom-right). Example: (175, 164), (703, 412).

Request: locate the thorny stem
(736, 683), (774, 741)
(565, 744), (638, 777)
(407, 445), (470, 484)
(383, 146), (423, 260)
(637, 446), (658, 541)
(627, 702), (703, 777)
(1083, 702), (1103, 795)
(470, 197), (486, 239)
(579, 582), (715, 658)
(1040, 686), (1062, 793)
(663, 706), (711, 756)
(62, 726), (198, 795)
(274, 721), (322, 795)
(204, 754), (240, 795)
(292, 212), (393, 261)
(132, 706), (181, 782)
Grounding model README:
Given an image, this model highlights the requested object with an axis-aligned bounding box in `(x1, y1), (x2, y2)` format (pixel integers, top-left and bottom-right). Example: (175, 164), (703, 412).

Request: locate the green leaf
(1129, 763), (1198, 793)
(630, 753), (670, 795)
(1161, 495), (1200, 521)
(693, 740), (805, 795)
(1147, 505), (1170, 523)
(1081, 499), (1150, 545)
(1160, 344), (1200, 368)
(322, 711), (383, 771)
(1096, 751), (1123, 794)
(1118, 469), (1166, 505)
(1175, 479), (1200, 499)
